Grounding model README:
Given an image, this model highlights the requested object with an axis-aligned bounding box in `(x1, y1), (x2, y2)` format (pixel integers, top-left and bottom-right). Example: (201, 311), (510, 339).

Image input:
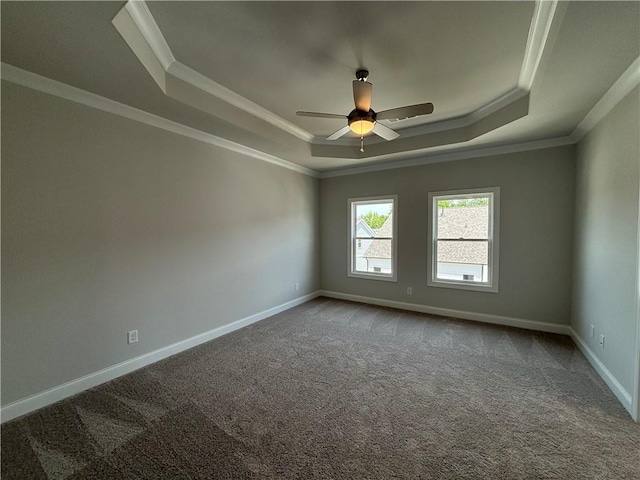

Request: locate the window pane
(349, 196), (396, 281)
(436, 240), (488, 282)
(436, 198), (489, 239)
(355, 202), (393, 237)
(429, 188), (498, 291)
(354, 238), (392, 274)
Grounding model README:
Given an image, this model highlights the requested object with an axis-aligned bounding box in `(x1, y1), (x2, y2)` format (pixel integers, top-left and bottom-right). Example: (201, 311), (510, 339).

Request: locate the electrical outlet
(590, 325), (595, 339)
(599, 334), (605, 349)
(295, 283), (300, 291)
(407, 287), (412, 295)
(128, 330), (138, 345)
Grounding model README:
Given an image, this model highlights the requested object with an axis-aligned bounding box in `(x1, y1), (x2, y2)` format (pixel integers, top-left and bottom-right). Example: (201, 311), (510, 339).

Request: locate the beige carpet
(3, 297), (639, 479)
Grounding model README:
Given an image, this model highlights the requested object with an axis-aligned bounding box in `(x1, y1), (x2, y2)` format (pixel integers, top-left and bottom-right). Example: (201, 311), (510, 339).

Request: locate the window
(428, 187), (499, 292)
(348, 195), (398, 282)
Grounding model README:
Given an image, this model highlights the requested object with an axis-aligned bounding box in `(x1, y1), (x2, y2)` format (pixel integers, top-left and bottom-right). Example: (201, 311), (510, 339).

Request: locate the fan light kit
(349, 118), (374, 135)
(297, 69), (434, 152)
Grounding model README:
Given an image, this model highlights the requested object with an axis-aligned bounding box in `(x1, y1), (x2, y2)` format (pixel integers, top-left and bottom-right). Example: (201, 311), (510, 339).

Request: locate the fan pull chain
(360, 136), (365, 153)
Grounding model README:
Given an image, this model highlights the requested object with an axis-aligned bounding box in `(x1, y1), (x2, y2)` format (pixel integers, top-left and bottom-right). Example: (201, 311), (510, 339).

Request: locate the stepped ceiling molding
(112, 0), (552, 162)
(2, 1), (639, 173)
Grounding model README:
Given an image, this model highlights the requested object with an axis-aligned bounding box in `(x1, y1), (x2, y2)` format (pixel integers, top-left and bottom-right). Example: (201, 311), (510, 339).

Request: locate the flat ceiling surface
(2, 1), (639, 172)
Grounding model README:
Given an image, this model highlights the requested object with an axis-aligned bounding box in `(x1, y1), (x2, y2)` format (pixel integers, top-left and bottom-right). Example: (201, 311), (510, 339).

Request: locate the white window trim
(427, 187), (500, 293)
(348, 194), (398, 282)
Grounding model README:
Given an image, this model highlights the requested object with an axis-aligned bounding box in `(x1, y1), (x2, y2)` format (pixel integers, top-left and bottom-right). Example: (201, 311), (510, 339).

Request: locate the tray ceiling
(2, 1), (639, 173)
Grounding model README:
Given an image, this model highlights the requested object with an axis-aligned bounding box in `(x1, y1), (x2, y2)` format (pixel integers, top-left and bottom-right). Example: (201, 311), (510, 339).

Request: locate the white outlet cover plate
(128, 330), (138, 344)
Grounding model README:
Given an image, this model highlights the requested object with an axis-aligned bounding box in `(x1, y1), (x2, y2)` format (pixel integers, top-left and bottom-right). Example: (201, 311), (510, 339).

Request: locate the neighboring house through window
(349, 195), (398, 281)
(428, 187), (499, 292)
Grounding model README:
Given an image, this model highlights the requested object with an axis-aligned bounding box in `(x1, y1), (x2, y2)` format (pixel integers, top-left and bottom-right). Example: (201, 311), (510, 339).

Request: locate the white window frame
(427, 187), (500, 293)
(348, 195), (398, 282)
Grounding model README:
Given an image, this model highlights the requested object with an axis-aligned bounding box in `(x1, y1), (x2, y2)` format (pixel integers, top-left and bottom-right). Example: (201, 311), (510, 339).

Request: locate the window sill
(428, 279), (498, 293)
(348, 272), (398, 283)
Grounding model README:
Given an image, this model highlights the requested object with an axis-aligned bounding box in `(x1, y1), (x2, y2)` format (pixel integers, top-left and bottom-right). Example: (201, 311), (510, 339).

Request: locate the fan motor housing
(355, 69), (369, 81)
(348, 108), (376, 125)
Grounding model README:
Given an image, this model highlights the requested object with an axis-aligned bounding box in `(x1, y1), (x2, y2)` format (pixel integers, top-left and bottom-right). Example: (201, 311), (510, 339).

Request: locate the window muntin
(348, 195), (397, 282)
(428, 188), (499, 292)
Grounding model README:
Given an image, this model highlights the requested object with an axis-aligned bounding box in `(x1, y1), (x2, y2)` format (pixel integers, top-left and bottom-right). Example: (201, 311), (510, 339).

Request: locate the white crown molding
(7, 49), (633, 181)
(114, 1), (553, 150)
(3, 59), (569, 181)
(2, 57), (570, 180)
(320, 0), (553, 145)
(1, 291), (322, 423)
(569, 327), (634, 416)
(519, 0), (558, 90)
(111, 0), (630, 167)
(468, 87), (528, 124)
(124, 0), (175, 71)
(113, 4), (168, 92)
(364, 0), (554, 143)
(364, 87), (529, 142)
(114, 1), (313, 143)
(571, 56), (640, 141)
(1, 63), (319, 178)
(166, 62), (313, 142)
(321, 50), (638, 176)
(6, 9), (635, 182)
(319, 136), (575, 178)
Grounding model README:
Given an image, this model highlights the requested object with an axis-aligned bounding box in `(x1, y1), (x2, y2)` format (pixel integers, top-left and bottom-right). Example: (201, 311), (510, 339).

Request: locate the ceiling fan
(297, 69), (434, 152)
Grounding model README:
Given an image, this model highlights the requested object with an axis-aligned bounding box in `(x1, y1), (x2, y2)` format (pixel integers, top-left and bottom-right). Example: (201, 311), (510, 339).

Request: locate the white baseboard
(320, 290), (571, 335)
(1, 291), (321, 424)
(568, 327), (633, 415)
(6, 291), (632, 423)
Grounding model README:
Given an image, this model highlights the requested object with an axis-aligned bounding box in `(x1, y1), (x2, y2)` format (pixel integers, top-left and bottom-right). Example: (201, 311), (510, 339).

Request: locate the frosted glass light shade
(349, 120), (374, 135)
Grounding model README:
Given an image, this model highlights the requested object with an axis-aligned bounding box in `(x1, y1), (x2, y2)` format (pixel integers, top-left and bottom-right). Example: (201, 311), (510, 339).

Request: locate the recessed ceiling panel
(148, 1), (535, 136)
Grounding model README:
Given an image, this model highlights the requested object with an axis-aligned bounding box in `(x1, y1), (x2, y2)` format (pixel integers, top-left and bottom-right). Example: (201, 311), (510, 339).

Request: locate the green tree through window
(362, 211), (389, 229)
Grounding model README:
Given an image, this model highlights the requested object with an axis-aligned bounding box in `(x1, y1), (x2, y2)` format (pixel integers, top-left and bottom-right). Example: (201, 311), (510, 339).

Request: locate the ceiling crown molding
(124, 0), (175, 70)
(353, 87), (529, 144)
(9, 1), (633, 178)
(571, 56), (640, 141)
(113, 0), (558, 159)
(5, 52), (634, 180)
(326, 0), (558, 153)
(318, 136), (575, 178)
(311, 92), (531, 160)
(519, 0), (558, 90)
(113, 1), (314, 143)
(0, 63), (319, 178)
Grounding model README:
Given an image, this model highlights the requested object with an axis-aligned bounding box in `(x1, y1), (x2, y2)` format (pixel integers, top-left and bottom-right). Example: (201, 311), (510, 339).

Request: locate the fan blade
(376, 102), (434, 121)
(296, 111), (347, 119)
(372, 122), (399, 141)
(326, 125), (351, 141)
(353, 80), (373, 111)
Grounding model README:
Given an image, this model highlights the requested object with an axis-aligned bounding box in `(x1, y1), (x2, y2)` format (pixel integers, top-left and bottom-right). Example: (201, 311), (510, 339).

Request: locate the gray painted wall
(320, 146), (576, 325)
(572, 86), (640, 395)
(1, 81), (320, 405)
(4, 72), (637, 417)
